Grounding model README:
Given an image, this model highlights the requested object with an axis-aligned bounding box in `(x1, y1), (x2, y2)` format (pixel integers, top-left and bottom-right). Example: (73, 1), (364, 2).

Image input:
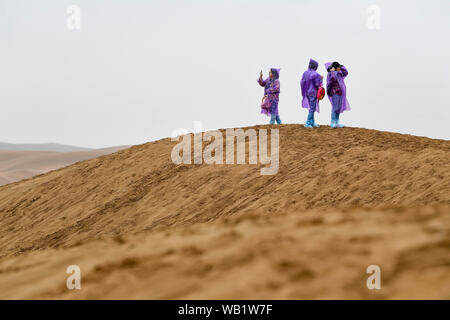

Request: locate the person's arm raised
(257, 70), (266, 86)
(340, 65), (348, 77)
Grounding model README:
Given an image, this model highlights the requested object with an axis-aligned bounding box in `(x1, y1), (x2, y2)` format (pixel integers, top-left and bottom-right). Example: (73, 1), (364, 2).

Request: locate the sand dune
(0, 147), (129, 186)
(0, 125), (448, 299)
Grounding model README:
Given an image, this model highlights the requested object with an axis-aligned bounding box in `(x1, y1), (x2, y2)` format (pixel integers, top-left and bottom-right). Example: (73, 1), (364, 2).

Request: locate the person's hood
(270, 68), (280, 80)
(308, 59), (318, 70)
(324, 62), (332, 72)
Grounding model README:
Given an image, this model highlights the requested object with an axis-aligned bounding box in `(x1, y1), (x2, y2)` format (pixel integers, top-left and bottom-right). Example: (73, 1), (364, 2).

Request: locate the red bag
(317, 86), (325, 100)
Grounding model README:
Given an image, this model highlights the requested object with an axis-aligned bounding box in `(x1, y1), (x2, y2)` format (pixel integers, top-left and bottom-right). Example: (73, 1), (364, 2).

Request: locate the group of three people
(257, 59), (350, 128)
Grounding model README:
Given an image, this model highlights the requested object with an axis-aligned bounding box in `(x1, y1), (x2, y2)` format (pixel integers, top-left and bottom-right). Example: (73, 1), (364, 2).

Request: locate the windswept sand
(0, 125), (448, 299)
(0, 146), (128, 186)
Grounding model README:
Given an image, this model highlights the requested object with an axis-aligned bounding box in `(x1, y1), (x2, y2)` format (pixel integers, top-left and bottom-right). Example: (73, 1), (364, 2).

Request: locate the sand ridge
(0, 125), (449, 299)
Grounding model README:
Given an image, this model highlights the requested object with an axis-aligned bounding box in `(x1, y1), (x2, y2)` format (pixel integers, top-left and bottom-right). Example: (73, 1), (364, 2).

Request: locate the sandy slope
(0, 125), (448, 299)
(0, 147), (128, 186)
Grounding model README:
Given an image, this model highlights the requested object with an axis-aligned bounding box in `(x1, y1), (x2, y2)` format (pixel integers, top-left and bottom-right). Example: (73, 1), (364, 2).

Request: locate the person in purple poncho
(301, 58), (323, 128)
(258, 68), (282, 125)
(325, 61), (350, 128)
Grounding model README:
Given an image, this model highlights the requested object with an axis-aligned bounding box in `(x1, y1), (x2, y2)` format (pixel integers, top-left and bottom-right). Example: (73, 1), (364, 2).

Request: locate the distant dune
(0, 125), (448, 299)
(0, 146), (129, 186)
(0, 142), (94, 153)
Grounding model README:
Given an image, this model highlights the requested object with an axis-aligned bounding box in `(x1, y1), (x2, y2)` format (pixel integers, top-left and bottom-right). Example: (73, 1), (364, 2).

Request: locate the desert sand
(0, 125), (448, 299)
(0, 146), (128, 186)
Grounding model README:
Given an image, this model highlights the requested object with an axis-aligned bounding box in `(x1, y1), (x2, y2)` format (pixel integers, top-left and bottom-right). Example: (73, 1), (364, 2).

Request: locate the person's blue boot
(269, 115), (276, 125)
(330, 120), (337, 128)
(304, 118), (314, 128)
(305, 112), (314, 128)
(335, 120), (345, 128)
(313, 120), (320, 128)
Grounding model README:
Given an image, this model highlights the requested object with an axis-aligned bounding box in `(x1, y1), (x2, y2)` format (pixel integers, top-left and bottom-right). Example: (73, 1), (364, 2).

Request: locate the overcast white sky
(0, 0), (449, 148)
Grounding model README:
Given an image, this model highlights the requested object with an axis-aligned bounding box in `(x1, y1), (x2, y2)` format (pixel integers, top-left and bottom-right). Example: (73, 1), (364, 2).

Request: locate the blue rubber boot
(269, 114), (276, 125)
(335, 121), (345, 128)
(305, 111), (314, 128)
(276, 115), (282, 125)
(335, 113), (344, 128)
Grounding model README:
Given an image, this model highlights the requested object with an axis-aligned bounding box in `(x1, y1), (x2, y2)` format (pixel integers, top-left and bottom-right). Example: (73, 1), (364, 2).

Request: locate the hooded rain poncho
(301, 59), (323, 112)
(258, 68), (281, 117)
(324, 62), (350, 113)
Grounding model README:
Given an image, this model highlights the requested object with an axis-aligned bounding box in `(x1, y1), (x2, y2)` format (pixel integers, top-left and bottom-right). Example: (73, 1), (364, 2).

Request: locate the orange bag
(317, 86), (325, 100)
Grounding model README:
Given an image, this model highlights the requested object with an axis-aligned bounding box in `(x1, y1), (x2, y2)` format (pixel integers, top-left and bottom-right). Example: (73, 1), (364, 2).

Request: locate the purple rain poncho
(324, 62), (350, 113)
(301, 58), (323, 112)
(258, 68), (280, 117)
